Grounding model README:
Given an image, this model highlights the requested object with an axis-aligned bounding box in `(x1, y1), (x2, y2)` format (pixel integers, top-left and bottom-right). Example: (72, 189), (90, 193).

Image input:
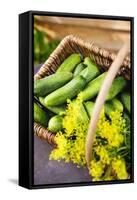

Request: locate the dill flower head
(112, 158), (128, 180)
(95, 145), (111, 165)
(50, 96), (89, 166)
(97, 111), (125, 147)
(89, 159), (105, 180)
(49, 132), (70, 162)
(50, 96), (130, 181)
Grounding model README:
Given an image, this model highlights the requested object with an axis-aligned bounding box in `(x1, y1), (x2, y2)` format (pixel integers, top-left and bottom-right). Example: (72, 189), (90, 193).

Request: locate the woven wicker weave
(34, 35), (131, 145)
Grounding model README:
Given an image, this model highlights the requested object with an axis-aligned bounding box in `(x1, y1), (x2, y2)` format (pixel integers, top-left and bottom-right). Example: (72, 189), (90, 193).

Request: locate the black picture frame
(19, 11), (134, 189)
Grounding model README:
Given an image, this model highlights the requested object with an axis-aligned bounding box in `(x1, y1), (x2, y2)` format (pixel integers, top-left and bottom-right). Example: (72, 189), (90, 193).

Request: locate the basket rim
(34, 34), (130, 80)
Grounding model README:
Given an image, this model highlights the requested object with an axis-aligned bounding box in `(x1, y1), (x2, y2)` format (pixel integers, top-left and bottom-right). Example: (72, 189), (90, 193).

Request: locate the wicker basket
(34, 35), (131, 145)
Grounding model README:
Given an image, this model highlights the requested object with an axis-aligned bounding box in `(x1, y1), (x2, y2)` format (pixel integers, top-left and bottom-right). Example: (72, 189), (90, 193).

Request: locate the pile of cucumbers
(34, 53), (131, 133)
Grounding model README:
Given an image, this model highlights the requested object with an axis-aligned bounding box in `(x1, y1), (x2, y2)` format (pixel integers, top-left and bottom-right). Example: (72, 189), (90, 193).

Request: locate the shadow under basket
(34, 35), (131, 146)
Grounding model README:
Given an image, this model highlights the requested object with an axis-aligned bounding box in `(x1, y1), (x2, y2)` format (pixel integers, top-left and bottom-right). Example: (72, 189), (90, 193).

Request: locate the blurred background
(34, 15), (130, 65)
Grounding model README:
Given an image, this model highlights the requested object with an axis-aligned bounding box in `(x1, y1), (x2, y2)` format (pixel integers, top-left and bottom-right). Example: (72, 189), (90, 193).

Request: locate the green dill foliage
(34, 28), (60, 64)
(50, 96), (131, 181)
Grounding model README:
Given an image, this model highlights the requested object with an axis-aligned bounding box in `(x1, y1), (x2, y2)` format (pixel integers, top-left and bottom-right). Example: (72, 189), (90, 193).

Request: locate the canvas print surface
(33, 15), (132, 186)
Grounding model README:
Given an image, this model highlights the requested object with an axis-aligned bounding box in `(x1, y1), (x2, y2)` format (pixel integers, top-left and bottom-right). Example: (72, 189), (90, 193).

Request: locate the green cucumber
(72, 100), (89, 123)
(84, 101), (104, 118)
(56, 54), (81, 73)
(111, 98), (123, 112)
(84, 98), (123, 118)
(105, 98), (123, 116)
(39, 97), (66, 115)
(74, 63), (86, 76)
(104, 103), (114, 116)
(48, 115), (63, 132)
(121, 92), (131, 113)
(44, 75), (86, 106)
(106, 76), (127, 101)
(39, 96), (46, 107)
(80, 72), (107, 101)
(80, 57), (100, 82)
(34, 103), (49, 127)
(34, 72), (73, 97)
(84, 101), (95, 118)
(80, 72), (127, 101)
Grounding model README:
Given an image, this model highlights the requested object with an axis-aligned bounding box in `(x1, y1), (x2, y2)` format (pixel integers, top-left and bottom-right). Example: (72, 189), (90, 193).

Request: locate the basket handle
(85, 42), (130, 167)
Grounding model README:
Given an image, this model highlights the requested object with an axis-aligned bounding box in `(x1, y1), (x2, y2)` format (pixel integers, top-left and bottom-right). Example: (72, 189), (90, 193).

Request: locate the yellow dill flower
(112, 158), (128, 180)
(49, 133), (69, 161)
(89, 160), (105, 179)
(95, 145), (111, 165)
(70, 136), (86, 166)
(97, 110), (125, 147)
(50, 96), (130, 181)
(50, 97), (88, 166)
